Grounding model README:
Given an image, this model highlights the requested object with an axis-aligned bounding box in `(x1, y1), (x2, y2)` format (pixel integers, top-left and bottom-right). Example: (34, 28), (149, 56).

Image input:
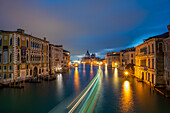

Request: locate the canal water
(0, 64), (170, 113)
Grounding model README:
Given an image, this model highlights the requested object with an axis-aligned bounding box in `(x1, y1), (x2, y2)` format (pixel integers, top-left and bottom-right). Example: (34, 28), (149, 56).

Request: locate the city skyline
(1, 0), (170, 60)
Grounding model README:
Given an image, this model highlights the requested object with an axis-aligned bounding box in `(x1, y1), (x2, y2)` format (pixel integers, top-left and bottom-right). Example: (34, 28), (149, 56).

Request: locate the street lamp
(124, 71), (128, 76)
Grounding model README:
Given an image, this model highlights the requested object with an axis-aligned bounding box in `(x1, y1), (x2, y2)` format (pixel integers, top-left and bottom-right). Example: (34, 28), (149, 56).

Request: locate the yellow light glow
(120, 80), (133, 112)
(125, 71), (128, 76)
(124, 81), (129, 90)
(115, 63), (117, 65)
(74, 67), (80, 91)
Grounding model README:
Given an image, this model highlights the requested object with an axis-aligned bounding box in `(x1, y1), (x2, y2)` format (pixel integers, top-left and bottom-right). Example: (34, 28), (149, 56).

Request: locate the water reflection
(113, 68), (118, 89)
(74, 67), (80, 91)
(120, 80), (134, 113)
(57, 73), (63, 97)
(83, 63), (86, 76)
(90, 64), (93, 78)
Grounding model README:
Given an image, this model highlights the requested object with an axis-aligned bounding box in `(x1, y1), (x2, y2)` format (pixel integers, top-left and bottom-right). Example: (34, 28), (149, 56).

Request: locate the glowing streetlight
(124, 71), (128, 76)
(115, 63), (117, 65)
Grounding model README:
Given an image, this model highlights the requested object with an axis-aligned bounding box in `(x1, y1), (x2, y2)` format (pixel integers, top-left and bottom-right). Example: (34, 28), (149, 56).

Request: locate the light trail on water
(67, 68), (103, 113)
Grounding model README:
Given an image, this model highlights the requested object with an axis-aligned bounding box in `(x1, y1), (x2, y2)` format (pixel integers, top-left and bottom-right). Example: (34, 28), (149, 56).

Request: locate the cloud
(0, 0), (170, 60)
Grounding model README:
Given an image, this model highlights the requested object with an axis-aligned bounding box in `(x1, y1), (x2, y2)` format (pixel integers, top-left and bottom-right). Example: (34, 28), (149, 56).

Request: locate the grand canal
(1, 64), (170, 113)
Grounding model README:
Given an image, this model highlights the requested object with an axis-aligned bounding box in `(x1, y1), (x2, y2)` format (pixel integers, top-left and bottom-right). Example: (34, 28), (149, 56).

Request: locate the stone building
(0, 29), (49, 81)
(135, 32), (169, 87)
(120, 47), (135, 67)
(49, 44), (63, 74)
(63, 49), (70, 70)
(105, 52), (120, 68)
(164, 25), (170, 89)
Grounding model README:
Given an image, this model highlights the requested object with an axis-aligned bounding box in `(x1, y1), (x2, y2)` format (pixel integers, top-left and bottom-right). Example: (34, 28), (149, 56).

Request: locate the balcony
(137, 52), (147, 56)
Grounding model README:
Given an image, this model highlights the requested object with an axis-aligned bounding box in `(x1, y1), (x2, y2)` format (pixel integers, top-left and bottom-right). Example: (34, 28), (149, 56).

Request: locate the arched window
(17, 37), (20, 46)
(158, 42), (163, 52)
(17, 53), (20, 61)
(42, 56), (43, 61)
(31, 55), (32, 61)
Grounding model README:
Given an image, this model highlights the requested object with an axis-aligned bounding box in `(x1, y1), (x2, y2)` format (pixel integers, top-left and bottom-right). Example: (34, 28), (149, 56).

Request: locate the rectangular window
(9, 66), (12, 70)
(0, 54), (1, 62)
(27, 65), (29, 69)
(167, 80), (170, 86)
(9, 74), (11, 78)
(148, 73), (150, 81)
(4, 66), (6, 70)
(148, 59), (150, 68)
(10, 53), (12, 62)
(131, 54), (133, 57)
(30, 70), (32, 75)
(152, 44), (154, 53)
(148, 45), (150, 54)
(152, 59), (154, 69)
(42, 44), (44, 50)
(131, 60), (133, 64)
(0, 38), (2, 46)
(17, 65), (20, 70)
(0, 66), (1, 70)
(26, 72), (28, 76)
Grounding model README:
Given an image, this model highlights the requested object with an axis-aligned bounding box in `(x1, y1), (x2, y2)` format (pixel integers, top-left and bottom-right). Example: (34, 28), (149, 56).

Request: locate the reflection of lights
(74, 67), (80, 91)
(120, 80), (133, 113)
(57, 73), (63, 96)
(90, 64), (93, 76)
(113, 68), (118, 89)
(124, 81), (129, 91)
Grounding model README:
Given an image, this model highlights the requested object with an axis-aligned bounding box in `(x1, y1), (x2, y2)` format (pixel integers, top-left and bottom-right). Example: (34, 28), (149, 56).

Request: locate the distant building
(105, 52), (120, 68)
(81, 50), (102, 64)
(49, 44), (63, 74)
(63, 49), (70, 70)
(135, 31), (169, 87)
(0, 29), (49, 81)
(120, 47), (135, 67)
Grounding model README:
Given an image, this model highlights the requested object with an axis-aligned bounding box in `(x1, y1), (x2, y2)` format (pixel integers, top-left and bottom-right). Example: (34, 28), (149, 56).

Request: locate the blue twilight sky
(0, 0), (170, 60)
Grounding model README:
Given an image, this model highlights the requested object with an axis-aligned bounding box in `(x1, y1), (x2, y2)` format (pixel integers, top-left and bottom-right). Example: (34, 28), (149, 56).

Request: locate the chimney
(44, 37), (46, 41)
(167, 25), (170, 37)
(17, 29), (24, 34)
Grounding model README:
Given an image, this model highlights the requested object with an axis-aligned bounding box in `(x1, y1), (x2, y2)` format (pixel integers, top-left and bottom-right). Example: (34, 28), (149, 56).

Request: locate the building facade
(135, 32), (169, 87)
(63, 49), (70, 70)
(105, 52), (120, 68)
(49, 44), (63, 74)
(121, 47), (135, 65)
(0, 29), (49, 81)
(164, 25), (170, 89)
